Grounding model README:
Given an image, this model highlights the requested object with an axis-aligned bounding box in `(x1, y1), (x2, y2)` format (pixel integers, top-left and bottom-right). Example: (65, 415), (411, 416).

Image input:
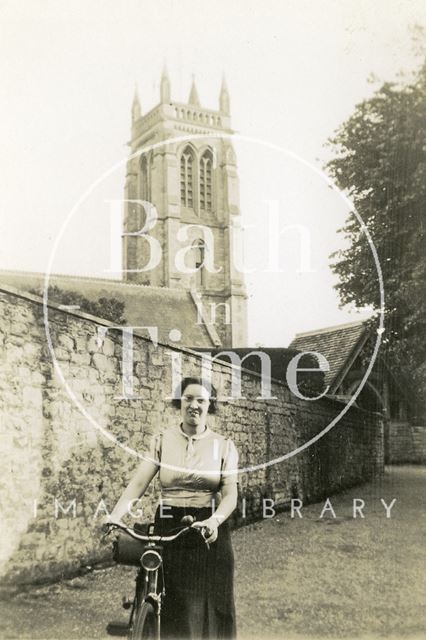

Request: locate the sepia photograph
(0, 1), (425, 639)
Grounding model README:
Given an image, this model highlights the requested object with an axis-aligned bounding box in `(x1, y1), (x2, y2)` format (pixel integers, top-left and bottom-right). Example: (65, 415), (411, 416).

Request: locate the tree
(326, 60), (426, 417)
(31, 285), (127, 324)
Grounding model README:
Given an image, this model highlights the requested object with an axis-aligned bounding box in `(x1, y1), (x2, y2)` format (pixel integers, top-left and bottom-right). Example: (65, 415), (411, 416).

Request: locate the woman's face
(180, 383), (210, 430)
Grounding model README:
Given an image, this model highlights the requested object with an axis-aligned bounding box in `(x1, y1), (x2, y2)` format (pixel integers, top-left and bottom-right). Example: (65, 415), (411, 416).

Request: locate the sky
(1, 0), (425, 345)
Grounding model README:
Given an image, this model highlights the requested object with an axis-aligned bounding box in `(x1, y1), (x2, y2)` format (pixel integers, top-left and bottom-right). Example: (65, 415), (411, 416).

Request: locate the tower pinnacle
(131, 86), (141, 122)
(160, 65), (171, 103)
(219, 74), (230, 115)
(188, 75), (200, 106)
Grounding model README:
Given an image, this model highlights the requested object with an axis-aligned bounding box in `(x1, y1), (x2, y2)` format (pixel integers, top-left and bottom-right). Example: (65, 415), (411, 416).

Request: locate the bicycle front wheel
(130, 601), (158, 640)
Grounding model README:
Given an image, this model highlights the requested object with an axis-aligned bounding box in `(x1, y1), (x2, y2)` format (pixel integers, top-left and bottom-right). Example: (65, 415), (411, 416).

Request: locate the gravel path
(1, 466), (425, 639)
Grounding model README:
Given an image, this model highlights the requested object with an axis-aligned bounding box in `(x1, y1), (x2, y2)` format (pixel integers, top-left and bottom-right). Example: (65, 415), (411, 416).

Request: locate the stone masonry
(0, 285), (383, 585)
(387, 421), (426, 464)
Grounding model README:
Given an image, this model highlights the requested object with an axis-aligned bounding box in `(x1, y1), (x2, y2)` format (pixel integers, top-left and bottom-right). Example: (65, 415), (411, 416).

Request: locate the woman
(107, 376), (239, 639)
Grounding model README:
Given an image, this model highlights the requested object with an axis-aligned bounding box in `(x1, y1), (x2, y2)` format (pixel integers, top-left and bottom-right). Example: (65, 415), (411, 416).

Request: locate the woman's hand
(193, 517), (220, 544)
(101, 514), (122, 534)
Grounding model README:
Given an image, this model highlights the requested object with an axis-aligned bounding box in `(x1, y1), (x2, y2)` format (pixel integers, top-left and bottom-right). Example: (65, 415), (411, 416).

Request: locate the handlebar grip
(101, 521), (116, 543)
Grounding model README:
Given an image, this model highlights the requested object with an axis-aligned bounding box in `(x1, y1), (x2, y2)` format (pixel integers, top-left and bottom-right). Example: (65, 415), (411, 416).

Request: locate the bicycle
(103, 516), (210, 639)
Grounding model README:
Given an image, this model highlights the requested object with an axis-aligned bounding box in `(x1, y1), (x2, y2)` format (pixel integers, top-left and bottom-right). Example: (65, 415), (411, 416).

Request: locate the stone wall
(387, 421), (426, 464)
(0, 286), (383, 585)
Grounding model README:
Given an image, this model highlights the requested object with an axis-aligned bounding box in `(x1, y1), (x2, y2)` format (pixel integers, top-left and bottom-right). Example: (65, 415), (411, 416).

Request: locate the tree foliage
(31, 285), (127, 324)
(327, 61), (426, 415)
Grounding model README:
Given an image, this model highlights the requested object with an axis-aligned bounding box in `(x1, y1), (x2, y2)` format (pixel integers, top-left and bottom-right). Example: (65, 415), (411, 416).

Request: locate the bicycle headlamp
(141, 549), (162, 571)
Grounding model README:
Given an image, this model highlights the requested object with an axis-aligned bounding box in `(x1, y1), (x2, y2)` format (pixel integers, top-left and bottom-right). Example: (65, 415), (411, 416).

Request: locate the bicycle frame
(131, 534), (163, 637)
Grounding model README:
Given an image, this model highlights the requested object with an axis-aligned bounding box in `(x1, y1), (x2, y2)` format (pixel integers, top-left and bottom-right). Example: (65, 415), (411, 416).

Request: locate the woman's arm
(193, 482), (238, 543)
(108, 460), (159, 523)
(212, 483), (238, 524)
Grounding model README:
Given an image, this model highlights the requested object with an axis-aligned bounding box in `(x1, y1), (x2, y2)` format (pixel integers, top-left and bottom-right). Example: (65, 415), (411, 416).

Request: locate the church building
(0, 71), (248, 349)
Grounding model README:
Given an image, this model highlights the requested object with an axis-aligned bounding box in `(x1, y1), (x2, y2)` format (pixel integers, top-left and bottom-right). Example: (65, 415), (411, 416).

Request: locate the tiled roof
(289, 321), (368, 391)
(0, 270), (214, 348)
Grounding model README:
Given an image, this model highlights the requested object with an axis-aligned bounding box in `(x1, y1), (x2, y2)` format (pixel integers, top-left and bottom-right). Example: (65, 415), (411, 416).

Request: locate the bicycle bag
(112, 532), (146, 567)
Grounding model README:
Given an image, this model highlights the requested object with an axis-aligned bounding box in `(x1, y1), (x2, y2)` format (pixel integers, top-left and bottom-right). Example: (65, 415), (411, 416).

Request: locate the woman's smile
(187, 410), (201, 422)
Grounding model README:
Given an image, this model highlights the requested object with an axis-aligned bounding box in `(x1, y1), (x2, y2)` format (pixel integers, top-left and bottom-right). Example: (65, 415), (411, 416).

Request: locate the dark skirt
(154, 505), (236, 640)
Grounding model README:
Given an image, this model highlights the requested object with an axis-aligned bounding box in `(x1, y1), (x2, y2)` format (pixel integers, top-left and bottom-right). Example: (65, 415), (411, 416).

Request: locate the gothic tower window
(200, 150), (213, 212)
(140, 153), (154, 202)
(193, 239), (206, 288)
(180, 147), (194, 208)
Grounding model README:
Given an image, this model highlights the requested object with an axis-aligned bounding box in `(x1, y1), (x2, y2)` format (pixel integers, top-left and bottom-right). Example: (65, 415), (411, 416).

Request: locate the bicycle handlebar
(104, 521), (209, 544)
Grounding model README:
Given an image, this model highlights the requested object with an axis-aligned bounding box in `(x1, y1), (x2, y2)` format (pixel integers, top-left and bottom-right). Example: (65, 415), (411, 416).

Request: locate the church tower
(122, 70), (247, 348)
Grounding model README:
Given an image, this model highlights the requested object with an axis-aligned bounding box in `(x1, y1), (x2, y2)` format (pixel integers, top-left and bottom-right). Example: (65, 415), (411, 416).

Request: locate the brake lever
(200, 526), (212, 550)
(100, 522), (118, 544)
(100, 530), (110, 544)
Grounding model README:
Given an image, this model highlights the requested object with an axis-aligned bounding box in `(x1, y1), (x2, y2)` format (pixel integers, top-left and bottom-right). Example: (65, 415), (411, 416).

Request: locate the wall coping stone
(0, 283), (376, 415)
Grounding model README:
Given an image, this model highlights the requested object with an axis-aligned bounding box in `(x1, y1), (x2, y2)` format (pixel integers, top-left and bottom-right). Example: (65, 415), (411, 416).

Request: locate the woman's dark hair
(171, 376), (217, 414)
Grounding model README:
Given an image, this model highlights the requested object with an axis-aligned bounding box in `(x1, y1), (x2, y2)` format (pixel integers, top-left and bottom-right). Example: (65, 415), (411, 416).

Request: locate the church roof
(289, 320), (369, 393)
(0, 270), (215, 348)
